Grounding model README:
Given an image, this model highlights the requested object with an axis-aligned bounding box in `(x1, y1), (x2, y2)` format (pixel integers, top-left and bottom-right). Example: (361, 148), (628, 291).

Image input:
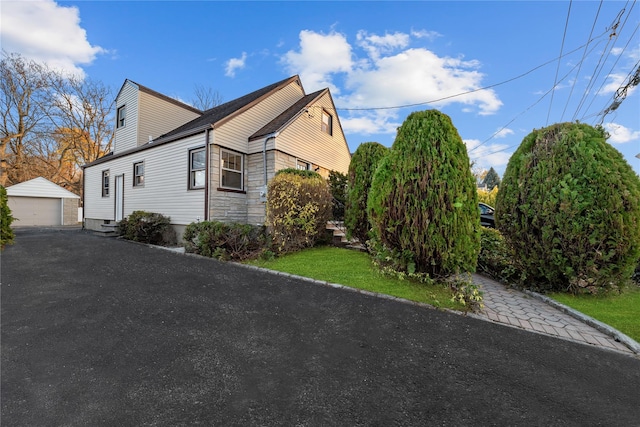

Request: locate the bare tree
(0, 52), (51, 186)
(191, 84), (224, 111)
(0, 52), (114, 195)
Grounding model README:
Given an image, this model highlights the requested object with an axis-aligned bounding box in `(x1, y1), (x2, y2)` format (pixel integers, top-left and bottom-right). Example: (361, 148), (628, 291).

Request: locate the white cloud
(225, 52), (247, 77)
(601, 73), (626, 95)
(282, 30), (353, 93)
(411, 29), (442, 41)
(464, 139), (512, 171)
(603, 122), (640, 144)
(494, 128), (514, 138)
(1, 0), (104, 77)
(281, 29), (503, 140)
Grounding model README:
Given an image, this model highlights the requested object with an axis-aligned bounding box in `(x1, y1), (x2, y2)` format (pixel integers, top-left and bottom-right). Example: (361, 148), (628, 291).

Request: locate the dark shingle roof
(249, 89), (327, 141)
(157, 75), (301, 141)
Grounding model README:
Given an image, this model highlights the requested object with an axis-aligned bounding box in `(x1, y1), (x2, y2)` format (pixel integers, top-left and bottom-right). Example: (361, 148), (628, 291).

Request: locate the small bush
(183, 220), (268, 261)
(1, 185), (15, 249)
(266, 171), (332, 253)
(275, 167), (321, 179)
(118, 211), (176, 246)
(477, 186), (498, 207)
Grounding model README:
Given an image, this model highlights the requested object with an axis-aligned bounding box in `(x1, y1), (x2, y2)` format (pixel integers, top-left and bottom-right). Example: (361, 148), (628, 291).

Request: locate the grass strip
(550, 287), (640, 342)
(246, 246), (459, 310)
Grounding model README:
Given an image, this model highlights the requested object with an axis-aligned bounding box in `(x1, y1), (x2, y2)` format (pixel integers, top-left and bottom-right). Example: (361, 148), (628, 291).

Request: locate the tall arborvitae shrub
(1, 185), (15, 249)
(344, 142), (388, 244)
(496, 122), (640, 293)
(367, 110), (480, 277)
(266, 170), (332, 253)
(328, 170), (348, 221)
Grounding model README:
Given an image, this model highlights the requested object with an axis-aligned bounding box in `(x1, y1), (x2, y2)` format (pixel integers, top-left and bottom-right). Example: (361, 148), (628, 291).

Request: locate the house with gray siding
(83, 75), (351, 238)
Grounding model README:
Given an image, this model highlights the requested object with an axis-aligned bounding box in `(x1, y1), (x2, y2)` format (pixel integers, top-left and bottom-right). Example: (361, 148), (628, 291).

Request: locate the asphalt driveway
(2, 228), (639, 426)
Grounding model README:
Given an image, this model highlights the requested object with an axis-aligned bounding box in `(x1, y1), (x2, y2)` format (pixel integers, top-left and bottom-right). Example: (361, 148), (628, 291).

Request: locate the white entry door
(115, 174), (124, 221)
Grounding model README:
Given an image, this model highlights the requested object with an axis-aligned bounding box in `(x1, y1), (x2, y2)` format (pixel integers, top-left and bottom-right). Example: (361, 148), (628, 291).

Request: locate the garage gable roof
(6, 177), (80, 199)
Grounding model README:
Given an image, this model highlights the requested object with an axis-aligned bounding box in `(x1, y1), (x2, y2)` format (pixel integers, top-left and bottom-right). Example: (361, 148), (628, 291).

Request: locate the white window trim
(102, 169), (110, 197)
(189, 147), (206, 189)
(220, 149), (244, 191)
(321, 110), (332, 135)
(117, 105), (126, 129)
(133, 161), (144, 187)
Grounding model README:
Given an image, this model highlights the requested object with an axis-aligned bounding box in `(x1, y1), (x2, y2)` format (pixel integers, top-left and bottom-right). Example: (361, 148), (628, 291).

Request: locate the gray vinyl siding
(113, 83), (139, 154)
(84, 133), (207, 225)
(274, 91), (351, 174)
(215, 81), (304, 153)
(137, 91), (201, 148)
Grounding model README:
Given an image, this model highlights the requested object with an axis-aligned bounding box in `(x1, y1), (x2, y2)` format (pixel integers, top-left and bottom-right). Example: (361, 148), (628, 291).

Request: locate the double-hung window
(133, 161), (144, 187)
(102, 170), (110, 197)
(189, 147), (206, 189)
(321, 110), (332, 135)
(117, 105), (126, 128)
(220, 149), (243, 190)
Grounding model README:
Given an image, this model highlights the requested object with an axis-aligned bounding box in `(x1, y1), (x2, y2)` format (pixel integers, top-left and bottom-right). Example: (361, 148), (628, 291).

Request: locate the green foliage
(477, 227), (523, 284)
(367, 110), (481, 277)
(1, 185), (15, 249)
(482, 167), (501, 190)
(327, 170), (348, 221)
(496, 122), (640, 294)
(344, 141), (388, 244)
(275, 167), (321, 179)
(183, 220), (268, 260)
(477, 186), (498, 207)
(118, 211), (176, 246)
(266, 171), (332, 253)
(449, 280), (484, 312)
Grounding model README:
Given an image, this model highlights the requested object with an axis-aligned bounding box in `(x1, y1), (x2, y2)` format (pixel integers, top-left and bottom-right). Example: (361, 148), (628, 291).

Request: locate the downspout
(81, 167), (85, 230)
(204, 127), (211, 221)
(263, 133), (277, 222)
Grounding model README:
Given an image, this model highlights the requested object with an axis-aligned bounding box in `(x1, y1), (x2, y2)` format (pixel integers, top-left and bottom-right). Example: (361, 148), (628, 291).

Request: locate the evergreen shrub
(118, 210), (176, 246)
(496, 122), (640, 293)
(367, 110), (480, 277)
(345, 142), (388, 245)
(328, 170), (348, 221)
(183, 220), (268, 260)
(477, 187), (498, 207)
(1, 185), (15, 249)
(266, 171), (332, 253)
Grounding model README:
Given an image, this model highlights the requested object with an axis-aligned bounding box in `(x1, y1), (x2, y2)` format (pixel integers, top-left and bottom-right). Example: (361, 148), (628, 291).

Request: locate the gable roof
(116, 79), (202, 115)
(6, 177), (80, 199)
(249, 89), (327, 141)
(156, 75), (302, 142)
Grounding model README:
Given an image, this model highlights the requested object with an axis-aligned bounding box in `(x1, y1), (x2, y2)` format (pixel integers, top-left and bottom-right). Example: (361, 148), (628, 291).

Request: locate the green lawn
(550, 287), (640, 342)
(246, 246), (460, 310)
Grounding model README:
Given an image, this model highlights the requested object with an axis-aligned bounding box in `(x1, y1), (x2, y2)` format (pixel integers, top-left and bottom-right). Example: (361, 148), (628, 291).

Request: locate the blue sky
(3, 0), (639, 176)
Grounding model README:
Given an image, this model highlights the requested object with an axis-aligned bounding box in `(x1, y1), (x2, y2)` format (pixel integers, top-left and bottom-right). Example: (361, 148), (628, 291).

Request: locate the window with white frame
(133, 161), (144, 187)
(102, 170), (110, 197)
(296, 159), (310, 171)
(321, 110), (332, 135)
(220, 149), (243, 190)
(117, 105), (126, 129)
(189, 147), (206, 189)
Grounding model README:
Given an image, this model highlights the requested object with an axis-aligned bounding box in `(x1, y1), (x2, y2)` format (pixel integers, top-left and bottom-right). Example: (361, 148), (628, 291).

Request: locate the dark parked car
(479, 202), (495, 228)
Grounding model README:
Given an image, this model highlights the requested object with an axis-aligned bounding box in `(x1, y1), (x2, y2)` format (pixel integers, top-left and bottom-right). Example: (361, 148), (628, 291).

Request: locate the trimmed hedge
(496, 122), (640, 293)
(367, 110), (480, 277)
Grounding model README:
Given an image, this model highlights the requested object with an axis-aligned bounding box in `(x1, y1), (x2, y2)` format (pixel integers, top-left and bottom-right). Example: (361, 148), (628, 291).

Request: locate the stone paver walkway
(471, 274), (633, 354)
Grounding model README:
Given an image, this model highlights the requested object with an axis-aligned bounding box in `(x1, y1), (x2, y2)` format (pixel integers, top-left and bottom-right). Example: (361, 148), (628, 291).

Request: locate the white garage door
(8, 197), (61, 226)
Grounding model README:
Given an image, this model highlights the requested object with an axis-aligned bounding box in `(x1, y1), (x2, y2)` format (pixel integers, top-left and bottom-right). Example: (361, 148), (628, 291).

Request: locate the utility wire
(333, 30), (609, 112)
(560, 0), (603, 121)
(547, 0), (573, 125)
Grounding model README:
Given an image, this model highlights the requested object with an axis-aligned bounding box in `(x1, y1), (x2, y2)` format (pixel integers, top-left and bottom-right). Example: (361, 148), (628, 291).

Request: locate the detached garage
(6, 177), (80, 226)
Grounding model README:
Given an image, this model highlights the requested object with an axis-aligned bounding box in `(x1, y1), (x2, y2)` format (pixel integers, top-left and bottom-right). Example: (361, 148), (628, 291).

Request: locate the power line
(547, 0), (573, 125)
(334, 30), (609, 112)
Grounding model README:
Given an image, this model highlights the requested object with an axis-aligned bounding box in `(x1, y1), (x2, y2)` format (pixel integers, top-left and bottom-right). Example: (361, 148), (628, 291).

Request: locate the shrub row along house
(83, 75), (351, 238)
